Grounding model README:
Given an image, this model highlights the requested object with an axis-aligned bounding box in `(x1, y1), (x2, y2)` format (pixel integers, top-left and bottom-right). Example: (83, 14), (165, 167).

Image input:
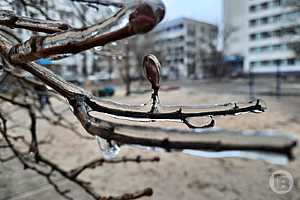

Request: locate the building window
(284, 27), (298, 35)
(250, 44), (289, 53)
(250, 58), (297, 68)
(285, 11), (300, 22)
(261, 17), (269, 24)
(273, 44), (282, 51)
(250, 61), (258, 67)
(249, 1), (281, 14)
(261, 60), (271, 66)
(249, 19), (257, 26)
(187, 26), (196, 37)
(249, 12), (300, 26)
(273, 59), (282, 66)
(273, 14), (282, 23)
(177, 24), (184, 30)
(261, 32), (271, 39)
(249, 5), (257, 12)
(187, 52), (195, 59)
(261, 2), (270, 10)
(187, 41), (195, 47)
(287, 58), (295, 65)
(250, 33), (258, 41)
(273, 0), (281, 7)
(201, 27), (205, 33)
(249, 47), (257, 53)
(273, 30), (282, 37)
(261, 46), (271, 52)
(199, 37), (205, 43)
(249, 30), (286, 41)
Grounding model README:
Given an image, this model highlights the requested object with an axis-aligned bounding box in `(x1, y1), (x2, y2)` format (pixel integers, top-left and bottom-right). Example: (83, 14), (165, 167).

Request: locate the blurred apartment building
(224, 0), (300, 75)
(151, 18), (218, 79)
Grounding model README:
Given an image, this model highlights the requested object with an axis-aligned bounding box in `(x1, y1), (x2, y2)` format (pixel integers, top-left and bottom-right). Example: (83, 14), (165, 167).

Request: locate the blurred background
(2, 0), (299, 98)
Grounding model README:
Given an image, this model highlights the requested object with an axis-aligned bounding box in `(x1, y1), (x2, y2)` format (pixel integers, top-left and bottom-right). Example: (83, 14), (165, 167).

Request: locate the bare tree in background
(118, 34), (154, 96)
(201, 42), (224, 78)
(0, 0), (297, 200)
(201, 25), (240, 78)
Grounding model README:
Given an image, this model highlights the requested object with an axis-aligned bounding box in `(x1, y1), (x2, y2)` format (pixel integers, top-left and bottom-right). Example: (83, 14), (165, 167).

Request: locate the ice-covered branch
(0, 35), (297, 158)
(5, 0), (165, 63)
(0, 10), (72, 34)
(0, 101), (156, 200)
(70, 0), (124, 8)
(0, 1), (298, 199)
(70, 96), (296, 158)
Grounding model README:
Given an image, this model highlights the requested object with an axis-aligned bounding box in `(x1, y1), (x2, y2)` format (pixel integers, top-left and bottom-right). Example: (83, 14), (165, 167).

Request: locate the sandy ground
(8, 79), (300, 200)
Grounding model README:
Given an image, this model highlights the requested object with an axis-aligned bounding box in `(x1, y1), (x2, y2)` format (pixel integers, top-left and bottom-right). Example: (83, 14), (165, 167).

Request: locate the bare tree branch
(69, 155), (160, 178)
(70, 0), (124, 8)
(0, 10), (72, 33)
(0, 31), (296, 158)
(5, 1), (165, 63)
(0, 110), (157, 200)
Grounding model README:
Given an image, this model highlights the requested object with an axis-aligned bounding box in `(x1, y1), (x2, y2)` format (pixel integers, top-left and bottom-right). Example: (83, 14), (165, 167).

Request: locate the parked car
(93, 85), (115, 97)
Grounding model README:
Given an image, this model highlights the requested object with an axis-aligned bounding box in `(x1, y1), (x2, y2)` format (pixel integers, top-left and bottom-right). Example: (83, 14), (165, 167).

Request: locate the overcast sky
(162, 0), (223, 26)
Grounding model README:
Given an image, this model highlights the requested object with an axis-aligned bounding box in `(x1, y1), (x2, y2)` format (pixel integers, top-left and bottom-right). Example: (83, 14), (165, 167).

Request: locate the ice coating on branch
(8, 0), (165, 63)
(96, 136), (120, 160)
(0, 10), (15, 22)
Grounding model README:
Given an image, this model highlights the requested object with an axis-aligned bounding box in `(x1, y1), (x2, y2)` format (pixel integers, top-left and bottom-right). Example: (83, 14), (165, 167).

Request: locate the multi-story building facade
(152, 18), (218, 79)
(224, 0), (300, 74)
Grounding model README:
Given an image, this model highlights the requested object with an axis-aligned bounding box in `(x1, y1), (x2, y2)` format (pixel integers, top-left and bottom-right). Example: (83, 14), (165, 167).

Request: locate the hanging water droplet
(94, 46), (103, 51)
(29, 151), (35, 157)
(24, 151), (36, 162)
(96, 136), (120, 160)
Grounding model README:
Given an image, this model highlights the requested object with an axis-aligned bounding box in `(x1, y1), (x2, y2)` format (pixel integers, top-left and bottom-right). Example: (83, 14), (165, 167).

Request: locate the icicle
(96, 136), (120, 159)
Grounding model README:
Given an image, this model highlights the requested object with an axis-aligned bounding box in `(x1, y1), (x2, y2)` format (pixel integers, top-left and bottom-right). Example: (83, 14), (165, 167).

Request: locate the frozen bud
(128, 0), (165, 34)
(143, 54), (161, 92)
